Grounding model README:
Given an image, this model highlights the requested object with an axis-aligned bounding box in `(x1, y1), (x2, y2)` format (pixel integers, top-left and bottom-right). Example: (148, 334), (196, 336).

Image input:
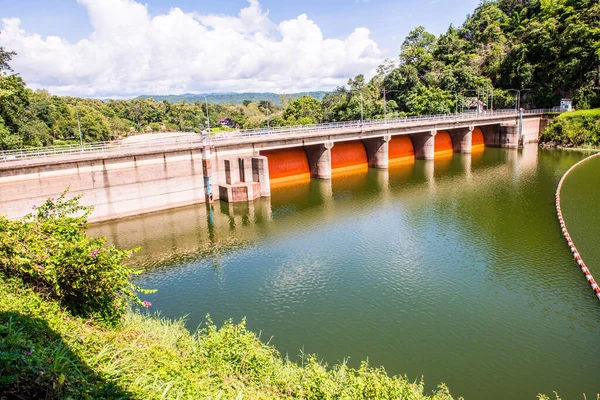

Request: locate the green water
(561, 155), (600, 280)
(90, 146), (600, 399)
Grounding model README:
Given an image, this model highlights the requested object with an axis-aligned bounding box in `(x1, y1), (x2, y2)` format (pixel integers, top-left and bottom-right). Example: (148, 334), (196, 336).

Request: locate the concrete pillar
(238, 158), (246, 183)
(522, 117), (541, 144)
(450, 128), (472, 154)
(410, 131), (435, 160)
(224, 159), (238, 185)
(202, 145), (214, 203)
(483, 123), (519, 149)
(305, 142), (334, 179)
(251, 156), (271, 198)
(499, 124), (520, 148)
(363, 135), (390, 169)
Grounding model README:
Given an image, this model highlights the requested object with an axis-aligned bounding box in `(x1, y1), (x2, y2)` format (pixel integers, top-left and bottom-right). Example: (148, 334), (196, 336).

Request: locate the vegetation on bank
(541, 109), (600, 147)
(0, 193), (459, 399)
(0, 275), (460, 399)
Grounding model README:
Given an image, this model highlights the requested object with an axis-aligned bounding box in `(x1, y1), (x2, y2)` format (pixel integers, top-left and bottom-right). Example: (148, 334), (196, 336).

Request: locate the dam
(0, 110), (551, 222)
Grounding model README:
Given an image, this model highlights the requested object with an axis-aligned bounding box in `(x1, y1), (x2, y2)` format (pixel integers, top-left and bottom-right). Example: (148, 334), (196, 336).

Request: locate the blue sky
(0, 0), (482, 96)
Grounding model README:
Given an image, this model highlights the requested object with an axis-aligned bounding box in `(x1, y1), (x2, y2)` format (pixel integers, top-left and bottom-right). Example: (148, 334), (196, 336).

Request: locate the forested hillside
(0, 0), (598, 149)
(137, 92), (327, 106)
(321, 0), (600, 121)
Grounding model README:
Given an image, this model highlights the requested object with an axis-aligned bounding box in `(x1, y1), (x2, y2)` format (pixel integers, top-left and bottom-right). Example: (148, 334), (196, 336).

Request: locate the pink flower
(32, 205), (37, 210)
(142, 300), (152, 308)
(90, 250), (99, 258)
(128, 253), (133, 258)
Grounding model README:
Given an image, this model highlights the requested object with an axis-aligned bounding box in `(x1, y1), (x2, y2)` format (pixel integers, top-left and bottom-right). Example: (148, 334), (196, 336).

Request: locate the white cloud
(0, 0), (383, 97)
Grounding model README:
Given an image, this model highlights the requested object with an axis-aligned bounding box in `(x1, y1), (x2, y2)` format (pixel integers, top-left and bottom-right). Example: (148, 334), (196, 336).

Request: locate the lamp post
(506, 89), (531, 111)
(356, 91), (364, 125)
(381, 88), (402, 123)
(75, 104), (83, 150)
(480, 87), (494, 113)
(507, 89), (531, 144)
(448, 91), (461, 114)
(266, 105), (270, 131)
(202, 95), (211, 133)
(461, 89), (480, 113)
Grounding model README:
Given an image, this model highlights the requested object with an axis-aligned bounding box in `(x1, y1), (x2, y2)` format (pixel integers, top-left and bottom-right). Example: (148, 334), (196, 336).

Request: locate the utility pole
(75, 104), (83, 149)
(360, 92), (364, 125)
(202, 95), (210, 132)
(383, 87), (386, 124)
(507, 89), (530, 145)
(381, 88), (402, 122)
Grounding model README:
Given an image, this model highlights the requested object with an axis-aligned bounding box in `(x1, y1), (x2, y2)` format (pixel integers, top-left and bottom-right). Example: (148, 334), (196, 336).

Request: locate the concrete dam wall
(0, 113), (549, 223)
(0, 149), (207, 223)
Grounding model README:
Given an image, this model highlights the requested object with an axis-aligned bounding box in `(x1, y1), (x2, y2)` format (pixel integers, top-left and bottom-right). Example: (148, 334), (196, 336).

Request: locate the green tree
(406, 84), (453, 115)
(0, 37), (15, 73)
(283, 96), (323, 124)
(400, 27), (437, 74)
(0, 74), (29, 132)
(0, 115), (22, 149)
(78, 105), (111, 141)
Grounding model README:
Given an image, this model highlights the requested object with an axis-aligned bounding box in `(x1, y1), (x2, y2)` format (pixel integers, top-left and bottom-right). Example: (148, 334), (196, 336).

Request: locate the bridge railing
(226, 108), (550, 138)
(0, 108), (558, 163)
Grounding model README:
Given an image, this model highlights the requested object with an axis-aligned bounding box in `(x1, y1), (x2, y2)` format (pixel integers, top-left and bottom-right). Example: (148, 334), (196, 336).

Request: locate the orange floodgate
(260, 147), (311, 186)
(331, 141), (368, 174)
(472, 127), (485, 152)
(389, 136), (415, 164)
(434, 130), (453, 157)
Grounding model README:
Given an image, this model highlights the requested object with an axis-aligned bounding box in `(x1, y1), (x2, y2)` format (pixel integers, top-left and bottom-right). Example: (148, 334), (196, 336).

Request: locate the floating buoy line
(555, 152), (600, 302)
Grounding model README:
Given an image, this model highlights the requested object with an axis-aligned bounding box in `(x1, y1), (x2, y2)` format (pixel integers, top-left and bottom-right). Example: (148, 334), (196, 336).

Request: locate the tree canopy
(322, 0), (600, 119)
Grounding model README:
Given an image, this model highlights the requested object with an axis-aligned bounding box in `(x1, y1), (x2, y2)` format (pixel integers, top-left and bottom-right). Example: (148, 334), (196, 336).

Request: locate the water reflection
(89, 145), (550, 274)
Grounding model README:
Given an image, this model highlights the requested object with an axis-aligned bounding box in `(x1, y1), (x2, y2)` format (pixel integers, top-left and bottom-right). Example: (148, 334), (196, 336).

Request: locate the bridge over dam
(0, 110), (553, 223)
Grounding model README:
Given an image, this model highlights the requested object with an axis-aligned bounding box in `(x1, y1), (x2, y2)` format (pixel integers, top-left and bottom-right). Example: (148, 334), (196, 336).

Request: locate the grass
(556, 108), (600, 119)
(540, 108), (600, 147)
(0, 273), (460, 399)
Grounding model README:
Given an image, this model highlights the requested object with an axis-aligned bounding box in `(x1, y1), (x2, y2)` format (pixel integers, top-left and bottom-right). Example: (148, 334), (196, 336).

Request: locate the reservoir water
(89, 146), (600, 399)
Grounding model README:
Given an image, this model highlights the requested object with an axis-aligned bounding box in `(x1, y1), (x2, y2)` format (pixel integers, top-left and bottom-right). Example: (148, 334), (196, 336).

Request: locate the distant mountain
(137, 91), (328, 106)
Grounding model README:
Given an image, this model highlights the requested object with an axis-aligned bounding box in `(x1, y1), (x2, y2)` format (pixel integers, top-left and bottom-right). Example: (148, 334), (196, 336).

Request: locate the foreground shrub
(0, 191), (153, 324)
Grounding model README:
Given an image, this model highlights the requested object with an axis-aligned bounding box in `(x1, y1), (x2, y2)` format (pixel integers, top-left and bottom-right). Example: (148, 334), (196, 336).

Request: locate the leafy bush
(0, 191), (153, 324)
(540, 109), (600, 147)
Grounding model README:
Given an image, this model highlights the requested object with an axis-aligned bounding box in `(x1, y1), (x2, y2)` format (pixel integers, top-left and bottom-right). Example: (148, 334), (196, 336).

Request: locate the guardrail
(0, 108), (557, 163)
